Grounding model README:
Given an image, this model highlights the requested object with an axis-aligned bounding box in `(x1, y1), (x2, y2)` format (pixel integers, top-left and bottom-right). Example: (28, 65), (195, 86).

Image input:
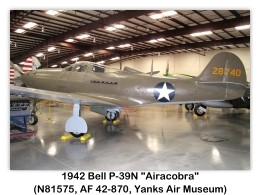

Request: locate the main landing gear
(103, 108), (121, 125)
(185, 103), (194, 111)
(194, 104), (207, 117)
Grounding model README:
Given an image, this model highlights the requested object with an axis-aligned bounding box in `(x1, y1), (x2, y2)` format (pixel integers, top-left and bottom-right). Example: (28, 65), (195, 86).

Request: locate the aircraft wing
(10, 85), (117, 106)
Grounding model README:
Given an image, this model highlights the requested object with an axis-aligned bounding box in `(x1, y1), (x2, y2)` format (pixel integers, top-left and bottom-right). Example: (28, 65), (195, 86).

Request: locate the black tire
(116, 111), (120, 118)
(105, 111), (117, 121)
(70, 132), (85, 138)
(185, 103), (194, 111)
(28, 114), (38, 125)
(194, 104), (207, 116)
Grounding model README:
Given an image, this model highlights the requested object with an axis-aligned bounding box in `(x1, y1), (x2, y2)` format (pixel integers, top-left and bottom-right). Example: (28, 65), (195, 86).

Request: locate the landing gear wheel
(194, 104), (207, 116)
(116, 111), (120, 119)
(70, 132), (85, 138)
(185, 103), (194, 111)
(106, 111), (117, 121)
(28, 113), (38, 125)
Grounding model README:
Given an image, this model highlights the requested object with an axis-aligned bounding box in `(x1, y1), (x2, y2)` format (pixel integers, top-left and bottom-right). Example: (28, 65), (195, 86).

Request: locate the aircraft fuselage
(21, 67), (244, 107)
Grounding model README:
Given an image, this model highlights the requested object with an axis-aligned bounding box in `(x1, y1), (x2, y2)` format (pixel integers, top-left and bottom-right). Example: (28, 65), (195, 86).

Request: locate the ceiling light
(48, 46), (56, 52)
(106, 26), (116, 31)
(150, 13), (163, 20)
(46, 10), (59, 16)
(190, 31), (213, 37)
(71, 57), (79, 61)
(157, 38), (166, 41)
(36, 53), (44, 57)
(118, 44), (131, 48)
(110, 57), (120, 61)
(15, 29), (26, 34)
(235, 24), (250, 30)
(51, 65), (58, 68)
(150, 10), (177, 20)
(114, 24), (125, 29)
(23, 22), (38, 29)
(76, 34), (90, 39)
(106, 46), (115, 50)
(84, 52), (93, 57)
(149, 39), (158, 43)
(61, 61), (68, 65)
(65, 38), (75, 42)
(97, 61), (105, 64)
(162, 10), (177, 17)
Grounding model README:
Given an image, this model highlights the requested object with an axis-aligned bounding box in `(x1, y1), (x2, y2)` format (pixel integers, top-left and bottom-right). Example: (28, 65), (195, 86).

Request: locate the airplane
(10, 52), (249, 138)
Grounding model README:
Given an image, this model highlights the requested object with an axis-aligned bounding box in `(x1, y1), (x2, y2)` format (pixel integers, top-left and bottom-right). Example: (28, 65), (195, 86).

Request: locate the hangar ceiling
(10, 10), (250, 68)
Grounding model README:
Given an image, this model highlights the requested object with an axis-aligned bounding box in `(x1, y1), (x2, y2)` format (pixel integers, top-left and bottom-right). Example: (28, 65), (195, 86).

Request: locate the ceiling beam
(95, 16), (250, 49)
(94, 37), (250, 63)
(46, 16), (250, 65)
(12, 10), (156, 63)
(10, 11), (33, 29)
(76, 15), (249, 49)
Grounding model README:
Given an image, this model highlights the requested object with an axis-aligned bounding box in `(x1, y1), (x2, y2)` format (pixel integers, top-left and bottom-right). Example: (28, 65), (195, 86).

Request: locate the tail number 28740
(213, 67), (241, 77)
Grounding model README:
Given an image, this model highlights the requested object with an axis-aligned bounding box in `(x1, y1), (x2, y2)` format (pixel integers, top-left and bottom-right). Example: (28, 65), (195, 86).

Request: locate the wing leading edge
(10, 85), (117, 106)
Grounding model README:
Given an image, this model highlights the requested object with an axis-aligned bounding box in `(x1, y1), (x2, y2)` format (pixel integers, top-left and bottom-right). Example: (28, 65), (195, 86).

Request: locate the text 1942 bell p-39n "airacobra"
(11, 52), (249, 137)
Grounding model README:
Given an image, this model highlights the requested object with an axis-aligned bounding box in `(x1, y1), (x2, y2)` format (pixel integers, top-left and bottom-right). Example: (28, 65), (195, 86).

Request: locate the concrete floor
(10, 102), (250, 170)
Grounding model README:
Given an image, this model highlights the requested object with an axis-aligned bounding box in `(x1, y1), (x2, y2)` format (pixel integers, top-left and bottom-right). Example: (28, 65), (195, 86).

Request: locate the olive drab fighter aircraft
(10, 52), (249, 137)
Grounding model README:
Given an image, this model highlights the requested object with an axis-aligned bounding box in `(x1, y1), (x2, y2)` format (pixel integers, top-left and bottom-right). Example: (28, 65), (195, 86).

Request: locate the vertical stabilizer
(196, 52), (247, 86)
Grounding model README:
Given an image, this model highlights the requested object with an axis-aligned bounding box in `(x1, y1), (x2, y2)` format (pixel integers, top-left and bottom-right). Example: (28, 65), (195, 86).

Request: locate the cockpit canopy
(64, 61), (118, 73)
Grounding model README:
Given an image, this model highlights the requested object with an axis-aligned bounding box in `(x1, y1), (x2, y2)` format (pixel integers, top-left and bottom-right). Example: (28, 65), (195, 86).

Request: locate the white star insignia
(155, 83), (175, 101)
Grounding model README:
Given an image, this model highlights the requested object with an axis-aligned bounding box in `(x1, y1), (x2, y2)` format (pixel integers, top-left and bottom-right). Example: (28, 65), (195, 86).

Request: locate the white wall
(109, 48), (251, 82)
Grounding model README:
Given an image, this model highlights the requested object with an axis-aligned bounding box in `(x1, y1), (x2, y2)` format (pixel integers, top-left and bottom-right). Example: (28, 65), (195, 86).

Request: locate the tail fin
(196, 52), (247, 86)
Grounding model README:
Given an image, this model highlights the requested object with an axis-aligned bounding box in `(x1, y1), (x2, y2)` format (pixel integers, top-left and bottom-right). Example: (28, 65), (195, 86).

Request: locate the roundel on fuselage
(153, 82), (175, 102)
